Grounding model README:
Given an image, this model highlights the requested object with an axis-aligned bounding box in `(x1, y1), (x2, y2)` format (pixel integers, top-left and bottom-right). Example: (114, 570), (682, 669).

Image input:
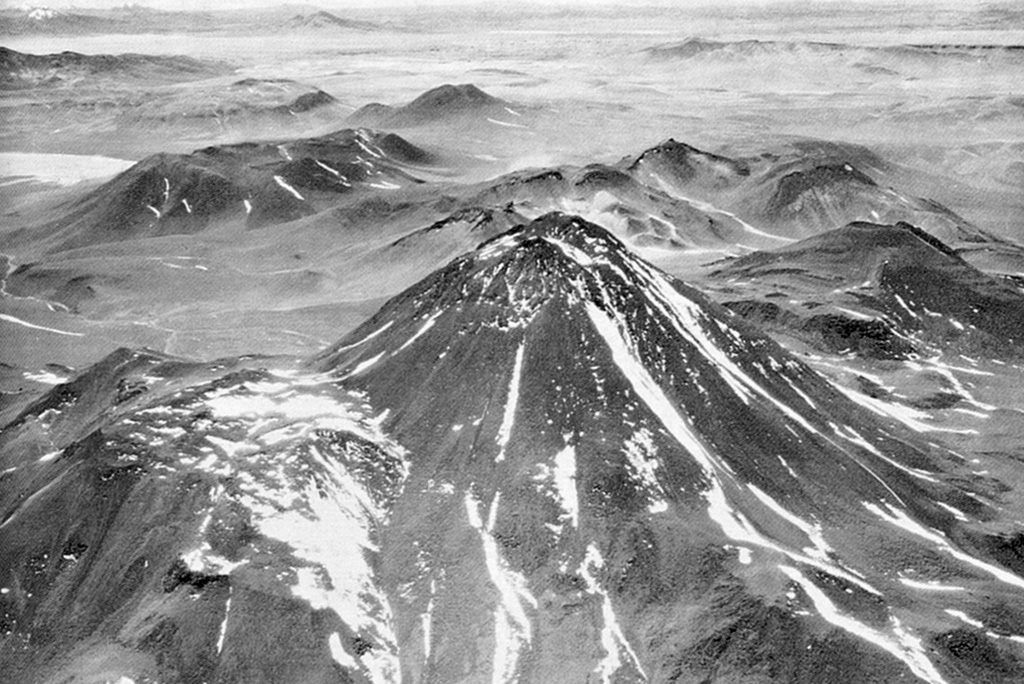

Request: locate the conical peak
(476, 211), (626, 264)
(628, 137), (703, 168)
(450, 212), (650, 312)
(316, 210), (777, 392)
(313, 213), (655, 369)
(771, 161), (877, 196)
(407, 83), (497, 109)
(626, 138), (750, 183)
(835, 220), (960, 257)
(385, 213), (629, 327)
(652, 137), (700, 154)
(758, 220), (965, 266)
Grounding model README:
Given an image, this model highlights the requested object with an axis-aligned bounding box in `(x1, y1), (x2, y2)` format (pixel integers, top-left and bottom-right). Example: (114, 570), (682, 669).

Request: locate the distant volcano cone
(348, 83), (512, 128)
(715, 220), (1024, 358)
(22, 128), (430, 252)
(626, 138), (751, 191)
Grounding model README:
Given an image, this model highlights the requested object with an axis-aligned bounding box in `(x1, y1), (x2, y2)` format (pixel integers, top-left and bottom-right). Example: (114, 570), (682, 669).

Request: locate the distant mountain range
(113, 77), (349, 131)
(285, 10), (381, 32)
(12, 118), (989, 262)
(0, 6), (386, 35)
(7, 84), (1022, 352)
(646, 37), (1024, 65)
(1, 79), (1011, 256)
(0, 6), (121, 35)
(0, 47), (231, 90)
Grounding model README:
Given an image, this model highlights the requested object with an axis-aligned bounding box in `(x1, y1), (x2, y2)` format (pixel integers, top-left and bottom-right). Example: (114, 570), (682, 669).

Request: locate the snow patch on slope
(781, 565), (948, 684)
(535, 439), (580, 529)
(623, 428), (668, 514)
(465, 491), (538, 684)
(864, 500), (1024, 590)
(274, 175), (305, 200)
(578, 544), (647, 683)
(148, 374), (410, 682)
(496, 341), (526, 462)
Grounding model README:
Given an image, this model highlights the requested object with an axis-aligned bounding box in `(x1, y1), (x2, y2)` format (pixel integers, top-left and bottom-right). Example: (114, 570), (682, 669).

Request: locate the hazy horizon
(0, 0), (994, 11)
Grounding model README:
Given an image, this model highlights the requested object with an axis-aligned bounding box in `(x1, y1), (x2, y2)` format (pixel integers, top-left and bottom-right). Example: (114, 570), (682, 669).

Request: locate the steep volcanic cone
(315, 212), (1024, 684)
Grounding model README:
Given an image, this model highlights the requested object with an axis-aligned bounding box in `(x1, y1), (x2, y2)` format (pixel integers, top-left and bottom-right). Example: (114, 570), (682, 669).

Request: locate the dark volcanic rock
(765, 163), (878, 218)
(803, 313), (916, 359)
(715, 221), (1024, 358)
(722, 300), (916, 360)
(572, 163), (636, 189)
